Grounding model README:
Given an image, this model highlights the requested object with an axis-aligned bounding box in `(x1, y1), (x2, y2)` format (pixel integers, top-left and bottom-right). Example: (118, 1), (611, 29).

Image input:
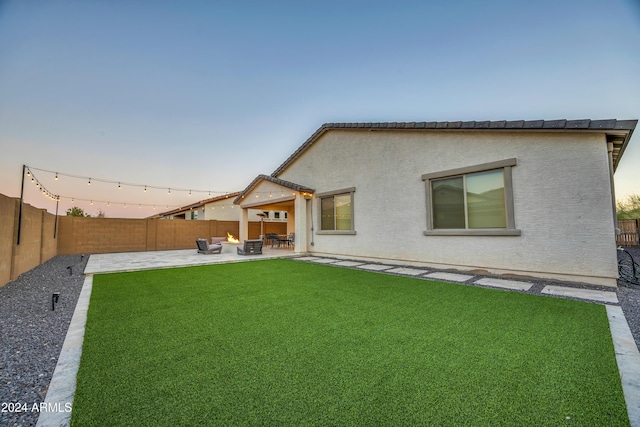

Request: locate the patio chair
(266, 233), (280, 248)
(196, 238), (222, 254)
(237, 239), (263, 255)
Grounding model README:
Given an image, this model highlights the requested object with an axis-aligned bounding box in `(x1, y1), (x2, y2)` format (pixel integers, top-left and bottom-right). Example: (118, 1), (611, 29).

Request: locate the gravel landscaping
(0, 250), (639, 426)
(1, 255), (87, 427)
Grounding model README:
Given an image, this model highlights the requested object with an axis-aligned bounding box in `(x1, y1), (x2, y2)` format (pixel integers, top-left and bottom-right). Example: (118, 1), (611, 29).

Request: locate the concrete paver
(306, 258), (339, 264)
(386, 267), (427, 276)
(357, 264), (394, 271)
(36, 276), (93, 427)
(475, 277), (533, 291)
(541, 285), (618, 304)
(607, 305), (640, 426)
(332, 260), (365, 267)
(425, 272), (474, 282)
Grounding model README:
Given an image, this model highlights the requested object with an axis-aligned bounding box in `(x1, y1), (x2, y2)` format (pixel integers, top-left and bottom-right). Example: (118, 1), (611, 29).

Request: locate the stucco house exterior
(235, 119), (636, 287)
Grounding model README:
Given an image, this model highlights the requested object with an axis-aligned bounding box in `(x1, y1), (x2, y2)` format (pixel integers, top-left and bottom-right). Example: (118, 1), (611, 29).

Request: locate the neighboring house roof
(271, 119), (637, 177)
(153, 192), (240, 218)
(234, 174), (315, 204)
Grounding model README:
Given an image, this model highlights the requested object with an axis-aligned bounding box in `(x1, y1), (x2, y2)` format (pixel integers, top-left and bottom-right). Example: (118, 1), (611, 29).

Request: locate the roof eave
(271, 119), (638, 177)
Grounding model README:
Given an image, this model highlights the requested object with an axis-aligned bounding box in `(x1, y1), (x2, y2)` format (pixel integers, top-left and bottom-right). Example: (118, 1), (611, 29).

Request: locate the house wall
(278, 129), (618, 286)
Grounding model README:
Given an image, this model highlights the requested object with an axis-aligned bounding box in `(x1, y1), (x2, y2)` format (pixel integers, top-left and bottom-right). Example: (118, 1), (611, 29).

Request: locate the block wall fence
(0, 193), (287, 287)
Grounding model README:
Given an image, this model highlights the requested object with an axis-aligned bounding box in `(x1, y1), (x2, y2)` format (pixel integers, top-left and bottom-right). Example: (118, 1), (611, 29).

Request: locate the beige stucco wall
(278, 129), (618, 286)
(202, 194), (289, 222)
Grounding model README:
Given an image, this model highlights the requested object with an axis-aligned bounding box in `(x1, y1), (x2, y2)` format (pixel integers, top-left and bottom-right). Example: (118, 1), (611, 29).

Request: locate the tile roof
(234, 175), (315, 204)
(271, 119), (637, 176)
(154, 192), (240, 217)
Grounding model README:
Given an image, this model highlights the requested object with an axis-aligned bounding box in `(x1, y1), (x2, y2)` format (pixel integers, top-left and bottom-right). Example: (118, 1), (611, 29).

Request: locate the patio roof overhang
(234, 175), (315, 209)
(153, 191), (241, 218)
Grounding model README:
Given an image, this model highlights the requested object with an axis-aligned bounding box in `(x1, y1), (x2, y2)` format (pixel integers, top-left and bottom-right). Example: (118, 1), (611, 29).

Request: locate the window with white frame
(317, 187), (356, 234)
(422, 159), (520, 236)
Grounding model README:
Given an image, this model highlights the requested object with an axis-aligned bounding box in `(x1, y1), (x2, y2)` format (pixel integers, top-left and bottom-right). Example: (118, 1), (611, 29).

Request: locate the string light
(22, 165), (299, 215)
(25, 165), (230, 196)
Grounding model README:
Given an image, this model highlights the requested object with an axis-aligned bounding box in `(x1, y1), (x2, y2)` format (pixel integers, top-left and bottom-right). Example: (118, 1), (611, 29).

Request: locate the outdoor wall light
(51, 292), (60, 311)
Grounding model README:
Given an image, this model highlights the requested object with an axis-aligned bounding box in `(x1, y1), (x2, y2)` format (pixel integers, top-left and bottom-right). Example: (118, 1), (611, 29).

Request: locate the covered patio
(234, 175), (314, 254)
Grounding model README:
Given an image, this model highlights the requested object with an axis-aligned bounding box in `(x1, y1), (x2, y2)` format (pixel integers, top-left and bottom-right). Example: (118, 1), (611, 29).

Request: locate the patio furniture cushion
(237, 239), (263, 255)
(196, 239), (222, 254)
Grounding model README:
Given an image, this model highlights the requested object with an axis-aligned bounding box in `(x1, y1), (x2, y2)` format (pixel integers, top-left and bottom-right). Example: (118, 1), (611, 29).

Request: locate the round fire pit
(220, 241), (240, 253)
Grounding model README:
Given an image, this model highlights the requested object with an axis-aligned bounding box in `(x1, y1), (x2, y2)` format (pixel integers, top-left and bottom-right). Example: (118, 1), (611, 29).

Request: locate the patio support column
(294, 193), (309, 253)
(607, 141), (618, 231)
(287, 207), (295, 235)
(240, 207), (249, 242)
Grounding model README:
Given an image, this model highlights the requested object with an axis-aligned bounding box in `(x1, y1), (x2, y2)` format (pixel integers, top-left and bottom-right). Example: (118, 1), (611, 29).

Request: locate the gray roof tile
(269, 119), (637, 177)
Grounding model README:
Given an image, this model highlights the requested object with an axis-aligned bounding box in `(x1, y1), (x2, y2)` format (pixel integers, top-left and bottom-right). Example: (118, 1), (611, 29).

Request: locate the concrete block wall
(0, 193), (58, 287)
(57, 217), (243, 254)
(0, 194), (17, 286)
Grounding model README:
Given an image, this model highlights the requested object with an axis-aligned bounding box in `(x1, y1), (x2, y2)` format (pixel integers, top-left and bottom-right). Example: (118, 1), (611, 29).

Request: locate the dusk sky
(1, 0), (639, 218)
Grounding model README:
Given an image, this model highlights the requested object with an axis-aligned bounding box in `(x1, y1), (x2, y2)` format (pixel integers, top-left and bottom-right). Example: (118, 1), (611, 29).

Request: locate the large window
(317, 187), (356, 234)
(422, 159), (520, 236)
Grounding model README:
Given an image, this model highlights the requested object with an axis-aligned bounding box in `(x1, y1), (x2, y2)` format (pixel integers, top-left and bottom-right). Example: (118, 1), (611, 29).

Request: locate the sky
(1, 0), (639, 218)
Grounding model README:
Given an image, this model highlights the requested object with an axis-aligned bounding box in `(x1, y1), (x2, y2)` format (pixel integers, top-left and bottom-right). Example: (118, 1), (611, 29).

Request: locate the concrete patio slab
(386, 267), (427, 276)
(475, 277), (533, 291)
(84, 248), (296, 274)
(357, 264), (394, 271)
(541, 285), (618, 304)
(425, 272), (474, 282)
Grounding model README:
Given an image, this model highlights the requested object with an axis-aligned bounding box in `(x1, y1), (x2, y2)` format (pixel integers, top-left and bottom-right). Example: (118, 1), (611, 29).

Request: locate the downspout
(607, 142), (620, 234)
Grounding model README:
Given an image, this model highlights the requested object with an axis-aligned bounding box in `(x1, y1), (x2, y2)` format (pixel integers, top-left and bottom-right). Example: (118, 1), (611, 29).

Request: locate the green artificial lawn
(72, 259), (629, 426)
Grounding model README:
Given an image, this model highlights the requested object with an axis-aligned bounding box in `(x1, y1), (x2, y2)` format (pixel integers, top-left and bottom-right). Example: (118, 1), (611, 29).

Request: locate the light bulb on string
(88, 178), (91, 185)
(55, 173), (58, 180)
